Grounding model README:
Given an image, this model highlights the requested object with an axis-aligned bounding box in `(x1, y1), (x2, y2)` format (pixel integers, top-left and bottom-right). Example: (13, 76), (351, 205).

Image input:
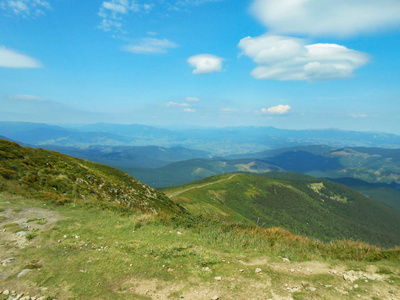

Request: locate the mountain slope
(43, 145), (211, 168)
(164, 173), (400, 248)
(0, 139), (180, 214)
(128, 158), (282, 187)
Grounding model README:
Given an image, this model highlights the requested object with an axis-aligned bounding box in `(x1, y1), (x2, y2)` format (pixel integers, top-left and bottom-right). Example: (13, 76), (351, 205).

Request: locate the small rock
(177, 231), (182, 235)
(17, 269), (31, 278)
(255, 268), (262, 273)
(3, 290), (10, 295)
(239, 269), (244, 272)
(354, 284), (359, 289)
(75, 235), (80, 239)
(215, 276), (222, 281)
(301, 281), (310, 288)
(290, 268), (295, 273)
(306, 287), (317, 292)
(211, 296), (219, 300)
(282, 258), (290, 262)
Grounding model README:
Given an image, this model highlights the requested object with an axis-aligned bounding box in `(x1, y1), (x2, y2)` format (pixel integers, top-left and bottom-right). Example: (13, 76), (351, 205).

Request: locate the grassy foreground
(1, 193), (399, 299)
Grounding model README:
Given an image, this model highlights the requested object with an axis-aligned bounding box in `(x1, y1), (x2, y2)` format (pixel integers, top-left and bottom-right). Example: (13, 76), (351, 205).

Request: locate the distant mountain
(43, 145), (211, 168)
(128, 158), (282, 187)
(1, 122), (400, 154)
(0, 139), (180, 214)
(164, 173), (400, 248)
(0, 122), (131, 146)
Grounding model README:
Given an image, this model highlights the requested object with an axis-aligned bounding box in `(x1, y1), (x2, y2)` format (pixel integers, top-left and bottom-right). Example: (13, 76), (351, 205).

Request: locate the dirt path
(167, 174), (239, 198)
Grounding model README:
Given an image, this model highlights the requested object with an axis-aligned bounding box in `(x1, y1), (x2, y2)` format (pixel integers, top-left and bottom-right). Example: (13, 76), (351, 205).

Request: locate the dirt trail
(167, 174), (239, 198)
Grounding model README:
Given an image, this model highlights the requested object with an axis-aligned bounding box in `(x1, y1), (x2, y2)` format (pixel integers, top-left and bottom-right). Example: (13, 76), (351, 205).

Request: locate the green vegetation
(128, 158), (281, 187)
(1, 139), (400, 299)
(165, 173), (400, 248)
(0, 139), (180, 214)
(0, 194), (399, 299)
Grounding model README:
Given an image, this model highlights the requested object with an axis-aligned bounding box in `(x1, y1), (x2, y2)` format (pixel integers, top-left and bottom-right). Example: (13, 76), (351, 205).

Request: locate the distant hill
(0, 139), (180, 214)
(43, 145), (211, 168)
(1, 122), (400, 154)
(128, 158), (282, 187)
(164, 173), (400, 248)
(329, 177), (400, 210)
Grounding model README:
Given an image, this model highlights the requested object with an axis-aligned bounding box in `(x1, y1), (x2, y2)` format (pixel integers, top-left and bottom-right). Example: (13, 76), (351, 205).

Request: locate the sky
(1, 0), (400, 133)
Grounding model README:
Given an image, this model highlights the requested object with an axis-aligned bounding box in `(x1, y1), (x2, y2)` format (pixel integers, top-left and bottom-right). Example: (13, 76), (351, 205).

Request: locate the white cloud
(184, 108), (196, 112)
(9, 94), (47, 101)
(250, 0), (400, 37)
(102, 1), (128, 14)
(259, 105), (291, 115)
(188, 54), (224, 74)
(349, 113), (368, 118)
(185, 97), (200, 102)
(98, 0), (144, 32)
(238, 35), (369, 81)
(175, 0), (224, 6)
(0, 46), (43, 68)
(122, 38), (178, 54)
(1, 0), (50, 17)
(166, 102), (189, 107)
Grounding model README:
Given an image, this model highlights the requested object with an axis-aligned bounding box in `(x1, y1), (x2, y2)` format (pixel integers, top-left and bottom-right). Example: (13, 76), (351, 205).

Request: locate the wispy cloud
(166, 102), (189, 107)
(1, 0), (51, 17)
(238, 35), (368, 81)
(259, 105), (291, 115)
(175, 0), (224, 7)
(184, 108), (196, 112)
(185, 97), (200, 102)
(122, 38), (178, 54)
(8, 94), (47, 101)
(250, 0), (400, 37)
(0, 46), (43, 68)
(188, 54), (224, 74)
(98, 0), (153, 32)
(349, 113), (368, 118)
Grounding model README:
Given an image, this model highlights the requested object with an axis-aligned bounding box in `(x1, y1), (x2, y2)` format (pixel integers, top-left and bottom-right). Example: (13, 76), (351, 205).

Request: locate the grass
(27, 217), (47, 225)
(2, 222), (24, 233)
(0, 194), (399, 299)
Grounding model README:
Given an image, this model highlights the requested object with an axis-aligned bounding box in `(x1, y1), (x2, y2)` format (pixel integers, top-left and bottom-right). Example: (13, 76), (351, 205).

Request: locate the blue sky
(1, 0), (400, 133)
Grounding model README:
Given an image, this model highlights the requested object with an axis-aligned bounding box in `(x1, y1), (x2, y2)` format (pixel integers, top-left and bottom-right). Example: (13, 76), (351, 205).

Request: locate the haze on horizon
(1, 0), (400, 134)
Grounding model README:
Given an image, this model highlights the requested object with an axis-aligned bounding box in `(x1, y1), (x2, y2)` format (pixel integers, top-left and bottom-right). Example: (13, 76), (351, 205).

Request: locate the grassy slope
(0, 139), (180, 214)
(164, 173), (400, 248)
(0, 141), (400, 298)
(128, 158), (281, 188)
(1, 194), (399, 300)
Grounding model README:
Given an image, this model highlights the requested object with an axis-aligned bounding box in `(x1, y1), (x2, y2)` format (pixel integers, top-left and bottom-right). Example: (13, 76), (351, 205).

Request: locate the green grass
(2, 222), (24, 233)
(166, 173), (400, 248)
(27, 217), (47, 225)
(0, 194), (399, 299)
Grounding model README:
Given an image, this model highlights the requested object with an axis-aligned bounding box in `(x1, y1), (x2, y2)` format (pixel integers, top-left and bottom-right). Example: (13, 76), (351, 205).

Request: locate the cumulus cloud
(122, 38), (178, 54)
(0, 46), (43, 68)
(250, 0), (400, 37)
(166, 102), (189, 107)
(188, 54), (224, 74)
(259, 105), (291, 115)
(238, 35), (369, 81)
(185, 97), (200, 102)
(1, 0), (51, 17)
